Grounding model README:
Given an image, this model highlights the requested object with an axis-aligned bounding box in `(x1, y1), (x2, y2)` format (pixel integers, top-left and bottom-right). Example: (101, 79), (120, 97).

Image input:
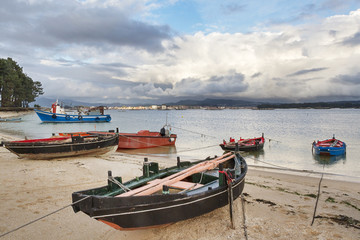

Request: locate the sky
(1, 0), (360, 105)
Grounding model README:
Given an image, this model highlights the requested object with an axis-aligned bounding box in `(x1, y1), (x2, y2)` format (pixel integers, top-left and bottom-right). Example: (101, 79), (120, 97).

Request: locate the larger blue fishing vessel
(34, 100), (111, 123)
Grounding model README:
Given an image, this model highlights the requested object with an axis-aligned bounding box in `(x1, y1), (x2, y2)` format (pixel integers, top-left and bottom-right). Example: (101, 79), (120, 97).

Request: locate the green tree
(0, 58), (43, 107)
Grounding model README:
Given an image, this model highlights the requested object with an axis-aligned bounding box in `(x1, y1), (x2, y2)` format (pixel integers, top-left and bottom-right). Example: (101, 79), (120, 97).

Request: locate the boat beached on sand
(0, 132), (119, 160)
(117, 127), (177, 149)
(72, 152), (247, 230)
(312, 136), (346, 156)
(34, 100), (111, 123)
(220, 134), (265, 152)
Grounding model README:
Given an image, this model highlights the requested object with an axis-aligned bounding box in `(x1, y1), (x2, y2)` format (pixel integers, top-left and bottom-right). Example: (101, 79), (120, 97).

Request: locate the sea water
(1, 108), (359, 181)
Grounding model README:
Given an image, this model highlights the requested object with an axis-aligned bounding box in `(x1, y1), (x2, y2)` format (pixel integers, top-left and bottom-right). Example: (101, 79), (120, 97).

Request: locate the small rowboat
(312, 136), (346, 156)
(72, 152), (247, 230)
(220, 134), (265, 152)
(1, 132), (119, 160)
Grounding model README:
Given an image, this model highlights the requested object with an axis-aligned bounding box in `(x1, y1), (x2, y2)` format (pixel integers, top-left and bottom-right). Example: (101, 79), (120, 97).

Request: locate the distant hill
(165, 98), (261, 107)
(257, 101), (360, 109)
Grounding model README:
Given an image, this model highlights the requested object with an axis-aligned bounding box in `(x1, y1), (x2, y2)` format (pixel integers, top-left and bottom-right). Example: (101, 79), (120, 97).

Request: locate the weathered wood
(117, 152), (235, 197)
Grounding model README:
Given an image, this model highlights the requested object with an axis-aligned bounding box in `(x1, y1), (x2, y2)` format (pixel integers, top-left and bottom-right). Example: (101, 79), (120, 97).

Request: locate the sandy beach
(0, 112), (359, 239)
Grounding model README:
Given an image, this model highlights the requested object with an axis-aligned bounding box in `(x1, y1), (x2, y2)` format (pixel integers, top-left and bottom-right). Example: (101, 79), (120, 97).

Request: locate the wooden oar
(117, 152), (235, 197)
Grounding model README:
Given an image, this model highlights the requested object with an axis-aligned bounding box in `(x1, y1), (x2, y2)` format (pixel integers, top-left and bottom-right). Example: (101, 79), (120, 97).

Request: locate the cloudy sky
(1, 0), (360, 104)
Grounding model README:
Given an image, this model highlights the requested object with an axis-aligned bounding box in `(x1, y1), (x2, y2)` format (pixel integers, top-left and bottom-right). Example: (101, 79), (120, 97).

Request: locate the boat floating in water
(312, 135), (346, 156)
(72, 152), (247, 230)
(220, 134), (265, 152)
(34, 100), (111, 123)
(1, 132), (119, 160)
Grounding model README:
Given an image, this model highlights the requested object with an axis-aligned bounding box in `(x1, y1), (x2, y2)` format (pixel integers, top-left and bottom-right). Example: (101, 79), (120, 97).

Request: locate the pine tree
(0, 58), (43, 107)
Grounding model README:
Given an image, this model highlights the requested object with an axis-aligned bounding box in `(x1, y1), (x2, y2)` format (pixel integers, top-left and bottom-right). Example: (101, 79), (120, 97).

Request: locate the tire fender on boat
(78, 115), (83, 120)
(65, 115), (70, 120)
(52, 114), (57, 119)
(106, 116), (111, 122)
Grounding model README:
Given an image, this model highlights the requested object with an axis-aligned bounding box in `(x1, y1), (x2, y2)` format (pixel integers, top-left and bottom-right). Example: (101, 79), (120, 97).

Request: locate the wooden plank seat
(147, 179), (204, 190)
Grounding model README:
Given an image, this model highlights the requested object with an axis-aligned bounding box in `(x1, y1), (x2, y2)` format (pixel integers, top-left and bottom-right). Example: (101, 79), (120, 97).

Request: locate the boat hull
(312, 138), (346, 156)
(92, 179), (244, 229)
(313, 146), (346, 156)
(118, 131), (177, 149)
(72, 154), (247, 230)
(34, 109), (111, 123)
(2, 134), (119, 159)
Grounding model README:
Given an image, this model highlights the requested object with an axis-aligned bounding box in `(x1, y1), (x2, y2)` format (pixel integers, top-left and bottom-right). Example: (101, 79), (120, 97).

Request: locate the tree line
(0, 58), (43, 108)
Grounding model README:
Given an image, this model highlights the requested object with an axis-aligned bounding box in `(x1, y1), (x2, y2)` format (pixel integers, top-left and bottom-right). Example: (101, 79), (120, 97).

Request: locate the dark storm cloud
(331, 72), (360, 85)
(154, 83), (173, 91)
(174, 72), (248, 96)
(287, 68), (327, 77)
(342, 31), (360, 46)
(1, 0), (172, 52)
(251, 72), (262, 78)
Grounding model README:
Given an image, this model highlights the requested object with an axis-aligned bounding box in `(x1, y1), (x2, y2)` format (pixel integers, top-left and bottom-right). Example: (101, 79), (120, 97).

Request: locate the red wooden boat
(220, 134), (265, 152)
(118, 129), (176, 149)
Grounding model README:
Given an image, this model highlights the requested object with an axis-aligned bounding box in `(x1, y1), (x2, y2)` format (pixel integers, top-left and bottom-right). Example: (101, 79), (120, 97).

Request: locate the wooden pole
(228, 180), (234, 229)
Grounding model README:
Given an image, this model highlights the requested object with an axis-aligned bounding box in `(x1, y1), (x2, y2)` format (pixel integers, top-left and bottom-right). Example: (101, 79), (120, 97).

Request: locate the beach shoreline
(0, 115), (359, 239)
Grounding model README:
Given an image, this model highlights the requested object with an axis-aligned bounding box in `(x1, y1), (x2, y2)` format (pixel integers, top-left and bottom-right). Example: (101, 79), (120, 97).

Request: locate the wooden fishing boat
(220, 134), (265, 152)
(117, 129), (176, 149)
(72, 152), (247, 230)
(312, 136), (346, 156)
(34, 100), (111, 123)
(0, 132), (119, 160)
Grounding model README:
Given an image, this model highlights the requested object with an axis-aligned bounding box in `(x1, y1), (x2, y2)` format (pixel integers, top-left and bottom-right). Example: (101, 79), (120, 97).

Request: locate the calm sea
(1, 108), (359, 181)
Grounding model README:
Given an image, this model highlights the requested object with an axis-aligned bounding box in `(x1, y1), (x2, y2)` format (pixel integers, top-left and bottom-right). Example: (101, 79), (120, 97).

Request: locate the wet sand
(0, 112), (359, 239)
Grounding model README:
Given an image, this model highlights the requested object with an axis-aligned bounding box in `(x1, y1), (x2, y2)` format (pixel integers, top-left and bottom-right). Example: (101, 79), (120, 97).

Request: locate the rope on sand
(0, 196), (91, 238)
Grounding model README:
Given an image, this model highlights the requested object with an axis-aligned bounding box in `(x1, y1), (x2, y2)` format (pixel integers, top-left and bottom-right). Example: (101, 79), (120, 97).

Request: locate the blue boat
(312, 136), (346, 156)
(34, 100), (111, 123)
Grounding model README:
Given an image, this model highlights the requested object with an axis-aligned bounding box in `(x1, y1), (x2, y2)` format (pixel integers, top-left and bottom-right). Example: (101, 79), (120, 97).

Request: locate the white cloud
(1, 1), (360, 104)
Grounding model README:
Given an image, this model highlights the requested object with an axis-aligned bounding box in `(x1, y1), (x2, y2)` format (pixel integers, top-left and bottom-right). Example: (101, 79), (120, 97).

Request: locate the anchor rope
(0, 196), (91, 238)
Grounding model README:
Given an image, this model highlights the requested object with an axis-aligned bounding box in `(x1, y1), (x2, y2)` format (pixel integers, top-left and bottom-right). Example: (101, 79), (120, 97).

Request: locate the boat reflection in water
(241, 149), (265, 159)
(117, 145), (177, 156)
(312, 153), (346, 166)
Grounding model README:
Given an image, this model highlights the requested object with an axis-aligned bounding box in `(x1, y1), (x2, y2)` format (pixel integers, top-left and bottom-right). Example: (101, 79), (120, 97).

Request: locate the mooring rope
(171, 125), (217, 139)
(311, 163), (326, 226)
(0, 196), (91, 238)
